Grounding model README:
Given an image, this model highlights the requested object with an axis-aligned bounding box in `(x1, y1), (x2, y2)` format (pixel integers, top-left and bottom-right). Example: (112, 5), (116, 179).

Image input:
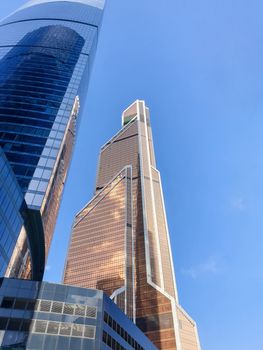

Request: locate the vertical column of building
(144, 104), (177, 299)
(121, 101), (177, 349)
(137, 101), (164, 289)
(41, 97), (80, 255)
(125, 166), (135, 320)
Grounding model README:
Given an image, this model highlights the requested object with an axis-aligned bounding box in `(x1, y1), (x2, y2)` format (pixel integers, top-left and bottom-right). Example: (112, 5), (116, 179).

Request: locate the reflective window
(0, 148), (23, 277)
(104, 312), (145, 350)
(0, 25), (84, 194)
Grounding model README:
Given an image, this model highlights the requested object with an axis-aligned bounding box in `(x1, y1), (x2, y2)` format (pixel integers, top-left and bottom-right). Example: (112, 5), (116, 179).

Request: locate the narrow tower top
(122, 100), (145, 126)
(20, 0), (105, 10)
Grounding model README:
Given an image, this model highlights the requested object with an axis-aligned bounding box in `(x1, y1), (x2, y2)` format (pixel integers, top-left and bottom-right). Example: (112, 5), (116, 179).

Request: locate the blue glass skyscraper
(0, 0), (105, 281)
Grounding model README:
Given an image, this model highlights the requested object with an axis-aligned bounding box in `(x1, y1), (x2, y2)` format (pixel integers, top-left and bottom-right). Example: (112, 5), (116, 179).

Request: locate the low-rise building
(0, 278), (157, 350)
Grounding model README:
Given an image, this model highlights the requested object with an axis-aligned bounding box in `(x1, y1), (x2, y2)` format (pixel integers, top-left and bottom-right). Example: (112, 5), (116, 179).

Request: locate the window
(0, 318), (8, 330)
(63, 303), (74, 315)
(59, 323), (71, 336)
(21, 319), (31, 332)
(72, 324), (83, 337)
(104, 311), (109, 323)
(75, 304), (85, 316)
(51, 301), (63, 314)
(103, 312), (145, 350)
(32, 320), (96, 339)
(102, 330), (126, 350)
(39, 300), (51, 312)
(14, 299), (27, 310)
(8, 318), (22, 331)
(27, 301), (36, 311)
(47, 321), (59, 335)
(84, 325), (96, 339)
(1, 297), (14, 308)
(34, 320), (48, 333)
(86, 305), (97, 318)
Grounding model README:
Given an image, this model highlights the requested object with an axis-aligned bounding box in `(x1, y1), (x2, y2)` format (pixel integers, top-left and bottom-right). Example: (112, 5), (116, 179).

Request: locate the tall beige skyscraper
(64, 100), (201, 350)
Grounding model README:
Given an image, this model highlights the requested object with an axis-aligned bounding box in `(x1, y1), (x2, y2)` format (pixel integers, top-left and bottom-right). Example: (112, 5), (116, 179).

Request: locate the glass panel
(59, 322), (71, 336)
(39, 300), (51, 312)
(84, 325), (95, 339)
(51, 301), (63, 314)
(34, 320), (47, 333)
(1, 297), (14, 308)
(63, 303), (74, 315)
(74, 304), (85, 316)
(71, 323), (84, 337)
(46, 321), (59, 335)
(86, 306), (96, 318)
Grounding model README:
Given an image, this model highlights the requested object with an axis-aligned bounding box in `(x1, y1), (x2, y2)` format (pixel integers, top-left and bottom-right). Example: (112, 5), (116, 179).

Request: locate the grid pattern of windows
(177, 307), (200, 350)
(0, 317), (96, 340)
(152, 167), (176, 298)
(0, 278), (160, 350)
(32, 320), (96, 339)
(0, 148), (23, 276)
(0, 296), (97, 319)
(0, 317), (31, 333)
(103, 331), (127, 350)
(64, 123), (139, 318)
(0, 279), (108, 349)
(104, 312), (145, 350)
(64, 169), (128, 300)
(40, 100), (79, 258)
(0, 25), (84, 195)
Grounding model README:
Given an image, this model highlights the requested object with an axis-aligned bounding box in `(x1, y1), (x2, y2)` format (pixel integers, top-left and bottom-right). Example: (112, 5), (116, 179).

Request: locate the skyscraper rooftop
(18, 0), (105, 11)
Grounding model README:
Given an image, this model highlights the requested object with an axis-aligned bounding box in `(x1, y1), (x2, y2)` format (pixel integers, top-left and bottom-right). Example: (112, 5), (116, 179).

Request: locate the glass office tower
(0, 0), (105, 280)
(64, 101), (201, 350)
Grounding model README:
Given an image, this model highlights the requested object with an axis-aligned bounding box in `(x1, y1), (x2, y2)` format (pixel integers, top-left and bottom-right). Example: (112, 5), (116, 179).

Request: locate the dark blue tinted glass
(0, 0), (104, 279)
(0, 25), (84, 193)
(0, 148), (24, 276)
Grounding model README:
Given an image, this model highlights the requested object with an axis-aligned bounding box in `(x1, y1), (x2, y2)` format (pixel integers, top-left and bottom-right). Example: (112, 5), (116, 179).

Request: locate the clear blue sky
(1, 1), (263, 349)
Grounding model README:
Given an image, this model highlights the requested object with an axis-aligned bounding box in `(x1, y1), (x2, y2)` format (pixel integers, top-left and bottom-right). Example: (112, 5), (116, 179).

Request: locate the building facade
(0, 147), (25, 278)
(0, 278), (157, 350)
(0, 0), (105, 280)
(63, 101), (201, 350)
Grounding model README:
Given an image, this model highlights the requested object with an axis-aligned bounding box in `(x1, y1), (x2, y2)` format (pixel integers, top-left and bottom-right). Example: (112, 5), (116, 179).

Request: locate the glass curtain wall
(0, 0), (105, 280)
